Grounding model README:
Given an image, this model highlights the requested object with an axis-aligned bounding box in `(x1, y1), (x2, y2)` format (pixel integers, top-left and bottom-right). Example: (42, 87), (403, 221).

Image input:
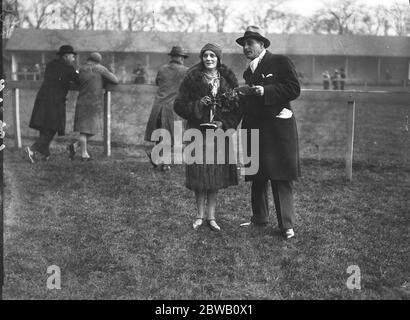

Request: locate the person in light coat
(68, 52), (118, 161)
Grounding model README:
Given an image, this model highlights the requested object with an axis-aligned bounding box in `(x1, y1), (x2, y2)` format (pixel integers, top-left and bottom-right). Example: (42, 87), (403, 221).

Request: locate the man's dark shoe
(67, 144), (76, 160)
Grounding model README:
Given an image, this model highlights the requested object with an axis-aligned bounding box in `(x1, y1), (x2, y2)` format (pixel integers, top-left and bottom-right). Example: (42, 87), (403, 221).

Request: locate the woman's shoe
(145, 151), (157, 168)
(24, 146), (35, 164)
(284, 228), (295, 240)
(161, 164), (171, 171)
(193, 218), (204, 230)
(81, 157), (92, 162)
(207, 219), (221, 232)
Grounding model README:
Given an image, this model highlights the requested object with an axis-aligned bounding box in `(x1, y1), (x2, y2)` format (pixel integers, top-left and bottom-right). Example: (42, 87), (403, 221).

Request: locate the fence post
(346, 95), (355, 181)
(12, 88), (22, 149)
(103, 90), (111, 156)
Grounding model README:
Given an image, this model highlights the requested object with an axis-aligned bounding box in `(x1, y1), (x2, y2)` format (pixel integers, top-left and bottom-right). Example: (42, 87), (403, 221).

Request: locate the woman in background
(174, 43), (242, 231)
(68, 52), (118, 161)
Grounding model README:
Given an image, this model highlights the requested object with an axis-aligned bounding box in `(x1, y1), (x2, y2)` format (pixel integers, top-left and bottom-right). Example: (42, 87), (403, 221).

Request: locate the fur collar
(186, 63), (238, 89)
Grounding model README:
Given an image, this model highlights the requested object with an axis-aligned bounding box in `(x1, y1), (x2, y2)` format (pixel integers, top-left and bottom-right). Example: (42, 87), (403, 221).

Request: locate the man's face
(62, 53), (76, 65)
(243, 38), (265, 60)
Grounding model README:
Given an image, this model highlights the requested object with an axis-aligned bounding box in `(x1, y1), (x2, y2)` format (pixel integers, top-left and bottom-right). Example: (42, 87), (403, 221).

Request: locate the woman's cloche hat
(236, 26), (270, 48)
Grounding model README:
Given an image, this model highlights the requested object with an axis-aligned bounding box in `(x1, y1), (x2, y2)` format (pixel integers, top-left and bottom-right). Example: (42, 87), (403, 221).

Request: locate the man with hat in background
(236, 26), (301, 240)
(25, 44), (79, 163)
(144, 45), (189, 171)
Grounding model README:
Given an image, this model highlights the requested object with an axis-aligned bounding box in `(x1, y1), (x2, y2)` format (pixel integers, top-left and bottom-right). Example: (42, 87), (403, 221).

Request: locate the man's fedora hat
(168, 46), (189, 58)
(57, 45), (77, 56)
(236, 26), (270, 48)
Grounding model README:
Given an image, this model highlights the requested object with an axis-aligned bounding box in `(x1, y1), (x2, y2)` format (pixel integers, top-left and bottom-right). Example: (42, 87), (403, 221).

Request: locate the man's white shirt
(249, 49), (266, 73)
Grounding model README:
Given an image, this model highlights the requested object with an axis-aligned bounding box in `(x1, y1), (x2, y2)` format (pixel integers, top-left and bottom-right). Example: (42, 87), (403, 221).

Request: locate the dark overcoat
(144, 61), (188, 143)
(174, 64), (242, 191)
(240, 51), (301, 181)
(29, 58), (79, 136)
(74, 61), (119, 135)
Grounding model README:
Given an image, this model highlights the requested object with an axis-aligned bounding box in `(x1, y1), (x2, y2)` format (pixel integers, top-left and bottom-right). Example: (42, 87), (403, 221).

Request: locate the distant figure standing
(68, 52), (119, 161)
(33, 64), (41, 81)
(322, 70), (331, 89)
(134, 63), (147, 84)
(339, 68), (346, 90)
(331, 69), (340, 90)
(144, 46), (189, 171)
(25, 45), (79, 163)
(385, 69), (392, 81)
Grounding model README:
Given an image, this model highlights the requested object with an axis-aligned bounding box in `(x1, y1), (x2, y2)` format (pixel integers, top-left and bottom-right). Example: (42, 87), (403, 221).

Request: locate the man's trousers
(251, 180), (295, 230)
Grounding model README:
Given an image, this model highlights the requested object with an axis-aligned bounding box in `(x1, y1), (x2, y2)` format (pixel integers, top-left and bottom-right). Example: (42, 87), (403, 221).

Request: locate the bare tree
(60, 0), (88, 29)
(236, 0), (285, 33)
(386, 1), (410, 36)
(303, 0), (360, 35)
(83, 0), (100, 30)
(123, 0), (153, 31)
(1, 0), (24, 38)
(21, 0), (57, 29)
(356, 5), (392, 36)
(201, 0), (230, 32)
(158, 0), (200, 32)
(277, 13), (306, 34)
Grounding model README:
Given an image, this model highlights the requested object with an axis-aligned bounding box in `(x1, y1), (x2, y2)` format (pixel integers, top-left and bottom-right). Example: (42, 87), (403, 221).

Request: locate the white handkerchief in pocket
(276, 108), (293, 119)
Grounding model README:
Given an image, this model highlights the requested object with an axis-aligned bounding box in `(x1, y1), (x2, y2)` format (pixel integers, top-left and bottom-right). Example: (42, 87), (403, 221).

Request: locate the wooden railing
(6, 80), (410, 181)
(6, 81), (144, 157)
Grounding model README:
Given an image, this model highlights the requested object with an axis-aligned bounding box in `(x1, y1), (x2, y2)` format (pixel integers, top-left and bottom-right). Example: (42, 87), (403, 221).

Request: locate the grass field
(3, 138), (409, 300)
(2, 86), (409, 300)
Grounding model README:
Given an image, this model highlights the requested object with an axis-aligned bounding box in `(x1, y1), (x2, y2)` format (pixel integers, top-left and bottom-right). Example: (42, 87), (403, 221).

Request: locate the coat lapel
(250, 51), (270, 85)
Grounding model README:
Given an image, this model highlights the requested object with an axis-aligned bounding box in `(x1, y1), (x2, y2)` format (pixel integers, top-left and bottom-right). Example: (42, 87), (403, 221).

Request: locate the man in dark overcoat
(236, 26), (301, 240)
(25, 45), (79, 163)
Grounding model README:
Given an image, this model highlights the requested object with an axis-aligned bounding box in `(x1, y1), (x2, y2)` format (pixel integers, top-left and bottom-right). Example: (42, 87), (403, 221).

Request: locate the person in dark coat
(67, 52), (119, 161)
(331, 69), (340, 90)
(322, 70), (331, 89)
(236, 26), (301, 240)
(25, 45), (79, 163)
(144, 46), (189, 171)
(174, 43), (242, 232)
(133, 64), (147, 84)
(339, 68), (346, 90)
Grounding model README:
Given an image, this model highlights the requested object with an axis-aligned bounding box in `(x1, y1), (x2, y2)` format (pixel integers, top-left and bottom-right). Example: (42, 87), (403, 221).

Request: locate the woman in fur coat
(174, 43), (242, 231)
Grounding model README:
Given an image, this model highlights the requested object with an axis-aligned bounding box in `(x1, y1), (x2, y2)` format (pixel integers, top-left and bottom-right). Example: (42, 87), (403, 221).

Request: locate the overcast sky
(257, 0), (408, 16)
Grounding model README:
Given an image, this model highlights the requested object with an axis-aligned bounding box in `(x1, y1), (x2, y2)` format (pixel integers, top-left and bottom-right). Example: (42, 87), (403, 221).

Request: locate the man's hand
(252, 85), (264, 96)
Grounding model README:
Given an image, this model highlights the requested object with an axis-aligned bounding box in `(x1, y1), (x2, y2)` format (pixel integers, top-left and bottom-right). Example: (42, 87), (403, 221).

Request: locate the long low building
(4, 28), (410, 86)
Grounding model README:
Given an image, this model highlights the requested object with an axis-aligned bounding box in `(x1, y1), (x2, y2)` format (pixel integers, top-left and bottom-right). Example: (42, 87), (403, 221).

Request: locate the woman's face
(202, 50), (218, 70)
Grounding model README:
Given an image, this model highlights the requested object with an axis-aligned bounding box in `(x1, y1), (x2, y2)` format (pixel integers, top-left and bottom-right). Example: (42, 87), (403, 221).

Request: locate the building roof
(5, 28), (410, 57)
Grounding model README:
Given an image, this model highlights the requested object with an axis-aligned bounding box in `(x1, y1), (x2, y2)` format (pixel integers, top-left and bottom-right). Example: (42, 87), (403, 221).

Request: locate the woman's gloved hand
(199, 96), (212, 108)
